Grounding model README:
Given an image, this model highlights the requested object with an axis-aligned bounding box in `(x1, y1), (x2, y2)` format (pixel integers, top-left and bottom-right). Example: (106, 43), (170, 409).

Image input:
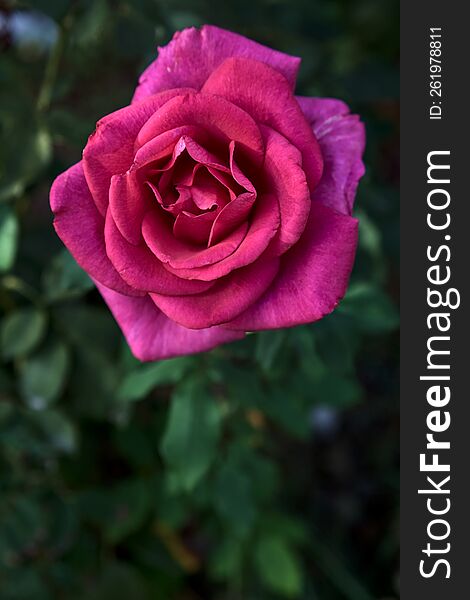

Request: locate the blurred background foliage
(0, 0), (399, 598)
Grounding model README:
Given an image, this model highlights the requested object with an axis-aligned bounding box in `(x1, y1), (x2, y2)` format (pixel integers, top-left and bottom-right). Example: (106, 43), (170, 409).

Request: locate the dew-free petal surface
(163, 192), (280, 281)
(95, 281), (244, 361)
(297, 96), (365, 216)
(132, 25), (300, 102)
(109, 170), (151, 245)
(83, 89), (195, 216)
(260, 125), (310, 256)
(202, 57), (323, 191)
(142, 210), (248, 270)
(50, 162), (143, 297)
(225, 202), (358, 331)
(104, 211), (214, 295)
(135, 93), (264, 168)
(151, 257), (279, 329)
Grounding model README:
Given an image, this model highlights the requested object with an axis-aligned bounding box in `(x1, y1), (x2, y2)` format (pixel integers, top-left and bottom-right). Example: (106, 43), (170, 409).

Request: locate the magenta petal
(181, 163), (229, 211)
(173, 211), (215, 246)
(225, 202), (358, 331)
(164, 192), (280, 281)
(297, 97), (366, 216)
(202, 57), (323, 191)
(228, 142), (257, 194)
(208, 192), (255, 246)
(50, 162), (143, 297)
(134, 127), (204, 167)
(142, 210), (248, 270)
(135, 93), (265, 168)
(95, 282), (244, 361)
(151, 257), (279, 329)
(104, 210), (214, 295)
(132, 25), (300, 102)
(260, 125), (310, 256)
(109, 170), (150, 245)
(83, 89), (195, 216)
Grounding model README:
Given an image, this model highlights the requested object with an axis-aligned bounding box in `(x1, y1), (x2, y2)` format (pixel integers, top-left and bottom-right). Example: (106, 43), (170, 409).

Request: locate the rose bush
(50, 25), (365, 361)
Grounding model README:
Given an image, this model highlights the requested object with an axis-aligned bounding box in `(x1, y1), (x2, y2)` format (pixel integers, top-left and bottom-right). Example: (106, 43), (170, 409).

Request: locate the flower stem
(36, 4), (77, 114)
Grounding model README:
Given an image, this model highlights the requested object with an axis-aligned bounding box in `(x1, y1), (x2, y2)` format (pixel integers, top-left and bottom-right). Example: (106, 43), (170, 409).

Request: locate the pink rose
(50, 26), (365, 361)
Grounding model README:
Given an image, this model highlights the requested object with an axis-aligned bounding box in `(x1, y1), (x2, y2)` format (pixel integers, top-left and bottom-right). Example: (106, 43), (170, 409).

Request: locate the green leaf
(19, 341), (69, 408)
(260, 386), (311, 438)
(73, 0), (111, 50)
(210, 538), (243, 581)
(113, 425), (156, 470)
(213, 462), (256, 536)
(81, 561), (151, 600)
(118, 357), (194, 403)
(0, 567), (52, 600)
(338, 283), (399, 334)
(104, 479), (152, 545)
(255, 329), (287, 372)
(0, 206), (18, 272)
(160, 379), (222, 492)
(1, 308), (47, 360)
(0, 126), (52, 202)
(357, 210), (382, 259)
(310, 370), (363, 409)
(43, 250), (93, 301)
(30, 0), (70, 20)
(45, 496), (79, 555)
(0, 496), (44, 557)
(254, 535), (303, 598)
(53, 305), (119, 354)
(32, 409), (77, 454)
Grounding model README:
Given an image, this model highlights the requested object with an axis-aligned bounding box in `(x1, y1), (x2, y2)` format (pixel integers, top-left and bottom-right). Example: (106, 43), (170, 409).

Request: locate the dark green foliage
(0, 0), (398, 598)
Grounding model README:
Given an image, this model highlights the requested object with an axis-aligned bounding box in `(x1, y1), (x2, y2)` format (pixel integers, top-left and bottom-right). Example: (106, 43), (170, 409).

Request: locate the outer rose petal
(83, 89), (195, 216)
(202, 57), (323, 191)
(132, 25), (300, 102)
(95, 282), (244, 361)
(297, 97), (365, 216)
(151, 257), (279, 329)
(225, 202), (358, 331)
(50, 162), (143, 297)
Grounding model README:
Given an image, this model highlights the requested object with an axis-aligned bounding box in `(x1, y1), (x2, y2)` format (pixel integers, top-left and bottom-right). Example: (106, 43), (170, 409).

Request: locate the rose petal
(109, 170), (151, 245)
(225, 202), (358, 330)
(202, 57), (323, 191)
(135, 93), (264, 168)
(297, 97), (365, 216)
(104, 210), (214, 295)
(95, 281), (244, 361)
(134, 128), (207, 168)
(83, 89), (195, 216)
(184, 167), (229, 211)
(142, 210), (248, 270)
(208, 192), (255, 246)
(173, 211), (215, 246)
(50, 161), (143, 297)
(228, 141), (257, 193)
(260, 125), (310, 256)
(132, 25), (300, 102)
(208, 167), (240, 201)
(151, 257), (279, 329)
(163, 192), (280, 281)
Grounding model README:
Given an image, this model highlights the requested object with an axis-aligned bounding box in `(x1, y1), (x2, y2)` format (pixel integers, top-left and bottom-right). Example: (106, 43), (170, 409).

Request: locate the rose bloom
(50, 26), (365, 361)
